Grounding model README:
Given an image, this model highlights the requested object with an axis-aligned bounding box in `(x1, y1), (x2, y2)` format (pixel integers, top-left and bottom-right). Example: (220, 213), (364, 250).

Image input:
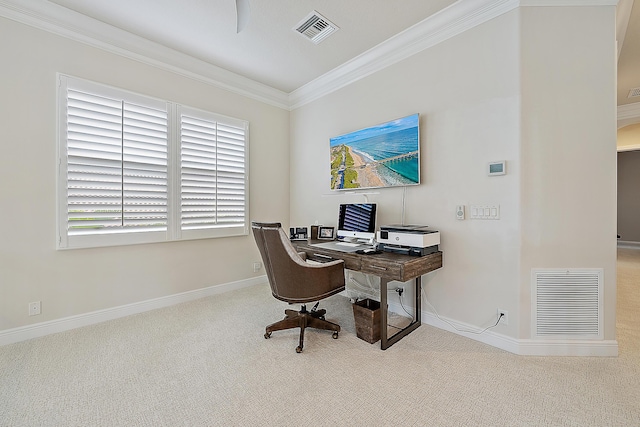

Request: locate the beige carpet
(1, 249), (639, 426)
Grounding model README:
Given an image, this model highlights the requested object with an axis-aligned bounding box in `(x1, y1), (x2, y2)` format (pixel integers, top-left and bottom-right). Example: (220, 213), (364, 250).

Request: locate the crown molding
(0, 0), (620, 111)
(0, 0), (290, 109)
(618, 102), (640, 128)
(289, 0), (520, 109)
(520, 0), (618, 5)
(290, 0), (620, 109)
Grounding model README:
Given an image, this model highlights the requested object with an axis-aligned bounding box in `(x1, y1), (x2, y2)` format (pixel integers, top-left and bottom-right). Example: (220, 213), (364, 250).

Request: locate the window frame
(57, 74), (250, 250)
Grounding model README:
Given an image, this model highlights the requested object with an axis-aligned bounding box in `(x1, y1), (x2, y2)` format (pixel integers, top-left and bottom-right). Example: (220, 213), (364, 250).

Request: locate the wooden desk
(296, 242), (443, 349)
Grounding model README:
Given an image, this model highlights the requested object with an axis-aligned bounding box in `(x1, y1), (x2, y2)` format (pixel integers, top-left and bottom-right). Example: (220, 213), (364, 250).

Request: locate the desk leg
(380, 277), (389, 349)
(415, 275), (422, 324)
(380, 276), (422, 350)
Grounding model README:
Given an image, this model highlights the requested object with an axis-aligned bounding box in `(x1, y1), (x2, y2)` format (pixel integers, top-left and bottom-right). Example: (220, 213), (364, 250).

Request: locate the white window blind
(58, 75), (249, 249)
(66, 89), (168, 236)
(180, 111), (246, 231)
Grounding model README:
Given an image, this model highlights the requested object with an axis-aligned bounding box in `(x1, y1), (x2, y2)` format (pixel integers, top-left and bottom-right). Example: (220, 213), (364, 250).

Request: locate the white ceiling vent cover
(628, 87), (640, 98)
(294, 11), (339, 44)
(532, 269), (603, 340)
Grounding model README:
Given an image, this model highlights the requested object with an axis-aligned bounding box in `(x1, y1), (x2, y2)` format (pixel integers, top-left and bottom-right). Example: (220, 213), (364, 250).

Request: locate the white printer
(376, 224), (440, 256)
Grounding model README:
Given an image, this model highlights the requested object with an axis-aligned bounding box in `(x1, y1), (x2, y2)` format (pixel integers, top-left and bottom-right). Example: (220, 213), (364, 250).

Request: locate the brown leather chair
(252, 222), (346, 353)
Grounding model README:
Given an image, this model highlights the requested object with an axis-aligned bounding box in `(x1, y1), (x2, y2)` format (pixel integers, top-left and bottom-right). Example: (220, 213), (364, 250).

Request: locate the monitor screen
(337, 203), (377, 242)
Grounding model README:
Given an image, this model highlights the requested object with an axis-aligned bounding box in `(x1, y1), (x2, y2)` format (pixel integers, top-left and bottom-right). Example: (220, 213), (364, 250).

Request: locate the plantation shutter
(122, 102), (168, 232)
(65, 85), (168, 237)
(180, 111), (247, 231)
(59, 75), (248, 249)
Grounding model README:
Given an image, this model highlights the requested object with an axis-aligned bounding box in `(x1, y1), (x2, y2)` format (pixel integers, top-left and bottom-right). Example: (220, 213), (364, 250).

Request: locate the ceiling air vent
(628, 87), (640, 98)
(294, 11), (339, 44)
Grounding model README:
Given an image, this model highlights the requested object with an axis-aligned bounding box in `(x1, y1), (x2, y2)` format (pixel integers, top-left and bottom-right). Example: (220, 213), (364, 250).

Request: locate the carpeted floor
(1, 249), (639, 426)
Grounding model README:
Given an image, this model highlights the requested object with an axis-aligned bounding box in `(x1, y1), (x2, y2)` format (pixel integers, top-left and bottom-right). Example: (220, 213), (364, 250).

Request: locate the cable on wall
(397, 290), (414, 320)
(421, 288), (503, 335)
(401, 186), (407, 225)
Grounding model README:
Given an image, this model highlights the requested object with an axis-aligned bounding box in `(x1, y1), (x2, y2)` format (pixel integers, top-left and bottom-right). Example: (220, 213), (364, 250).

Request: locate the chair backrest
(251, 222), (345, 304)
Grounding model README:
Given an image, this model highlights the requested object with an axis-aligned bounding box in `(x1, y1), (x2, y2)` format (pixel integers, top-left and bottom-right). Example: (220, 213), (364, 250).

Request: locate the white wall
(291, 11), (522, 338)
(290, 5), (618, 350)
(0, 17), (289, 331)
(519, 6), (617, 341)
(618, 150), (640, 243)
(0, 3), (617, 354)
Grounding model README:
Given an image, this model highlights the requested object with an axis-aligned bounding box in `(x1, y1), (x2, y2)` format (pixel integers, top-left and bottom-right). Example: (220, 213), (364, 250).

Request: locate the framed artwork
(318, 226), (335, 240)
(289, 227), (308, 241)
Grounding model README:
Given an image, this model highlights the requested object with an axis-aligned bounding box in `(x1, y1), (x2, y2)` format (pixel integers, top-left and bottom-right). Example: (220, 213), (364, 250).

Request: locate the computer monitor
(337, 203), (377, 244)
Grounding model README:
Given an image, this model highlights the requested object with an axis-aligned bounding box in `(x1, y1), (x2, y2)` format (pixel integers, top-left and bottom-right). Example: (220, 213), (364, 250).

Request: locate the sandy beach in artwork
(347, 146), (384, 188)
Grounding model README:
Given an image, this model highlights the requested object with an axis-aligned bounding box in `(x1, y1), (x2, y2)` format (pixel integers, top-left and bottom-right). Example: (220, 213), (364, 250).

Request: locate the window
(57, 75), (249, 249)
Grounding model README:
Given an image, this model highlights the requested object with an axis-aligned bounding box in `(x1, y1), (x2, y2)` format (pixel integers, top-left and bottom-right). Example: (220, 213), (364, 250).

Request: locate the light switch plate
(470, 205), (500, 220)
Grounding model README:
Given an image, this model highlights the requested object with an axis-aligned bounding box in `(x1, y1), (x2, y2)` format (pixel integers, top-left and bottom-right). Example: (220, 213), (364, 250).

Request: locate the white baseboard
(420, 310), (521, 354)
(420, 310), (618, 357)
(0, 275), (268, 347)
(617, 240), (640, 249)
(345, 288), (618, 356)
(517, 339), (618, 357)
(3, 275), (618, 356)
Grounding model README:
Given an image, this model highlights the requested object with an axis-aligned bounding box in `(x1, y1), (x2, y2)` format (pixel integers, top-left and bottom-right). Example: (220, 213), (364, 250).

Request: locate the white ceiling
(47, 0), (457, 93)
(3, 0), (638, 110)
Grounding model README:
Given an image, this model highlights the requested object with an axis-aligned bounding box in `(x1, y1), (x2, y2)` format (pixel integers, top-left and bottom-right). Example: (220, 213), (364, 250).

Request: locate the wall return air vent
(294, 11), (339, 44)
(628, 87), (640, 98)
(532, 268), (603, 340)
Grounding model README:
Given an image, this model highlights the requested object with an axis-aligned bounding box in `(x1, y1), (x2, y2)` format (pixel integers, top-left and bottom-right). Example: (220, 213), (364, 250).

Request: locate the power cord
(350, 275), (503, 335)
(347, 271), (376, 302)
(397, 288), (415, 320)
(421, 288), (503, 335)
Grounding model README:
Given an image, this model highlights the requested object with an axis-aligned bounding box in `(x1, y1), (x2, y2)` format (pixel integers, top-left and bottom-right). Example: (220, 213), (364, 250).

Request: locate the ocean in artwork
(330, 114), (420, 190)
(348, 127), (419, 183)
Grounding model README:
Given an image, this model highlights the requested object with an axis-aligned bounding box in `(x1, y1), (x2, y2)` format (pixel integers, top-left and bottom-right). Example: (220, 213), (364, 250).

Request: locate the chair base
(264, 305), (340, 353)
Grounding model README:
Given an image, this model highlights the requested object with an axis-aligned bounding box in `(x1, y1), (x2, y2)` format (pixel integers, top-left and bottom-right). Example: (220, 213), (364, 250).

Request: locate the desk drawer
(360, 258), (402, 280)
(307, 250), (361, 271)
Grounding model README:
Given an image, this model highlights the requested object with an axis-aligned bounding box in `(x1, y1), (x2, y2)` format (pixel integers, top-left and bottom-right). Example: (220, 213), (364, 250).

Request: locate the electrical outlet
(497, 309), (508, 325)
(29, 301), (41, 316)
(252, 262), (261, 272)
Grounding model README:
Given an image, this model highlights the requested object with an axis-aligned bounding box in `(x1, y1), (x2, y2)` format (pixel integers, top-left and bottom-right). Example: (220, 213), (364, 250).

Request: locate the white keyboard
(310, 241), (372, 253)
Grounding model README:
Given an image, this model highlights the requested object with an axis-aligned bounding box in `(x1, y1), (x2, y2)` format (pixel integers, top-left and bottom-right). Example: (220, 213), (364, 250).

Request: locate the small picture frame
(289, 227), (308, 241)
(318, 226), (335, 240)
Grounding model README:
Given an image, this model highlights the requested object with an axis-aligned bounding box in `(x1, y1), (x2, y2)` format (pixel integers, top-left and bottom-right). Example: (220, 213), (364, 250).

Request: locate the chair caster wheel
(264, 332), (272, 339)
(296, 346), (303, 353)
(332, 332), (339, 339)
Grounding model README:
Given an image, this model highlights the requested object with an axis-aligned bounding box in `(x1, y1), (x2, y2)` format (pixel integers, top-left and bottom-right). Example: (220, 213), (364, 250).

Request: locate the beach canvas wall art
(329, 114), (420, 190)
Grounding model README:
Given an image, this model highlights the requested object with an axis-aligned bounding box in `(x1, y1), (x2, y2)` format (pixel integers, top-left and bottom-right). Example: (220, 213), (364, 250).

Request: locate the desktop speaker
(310, 225), (319, 240)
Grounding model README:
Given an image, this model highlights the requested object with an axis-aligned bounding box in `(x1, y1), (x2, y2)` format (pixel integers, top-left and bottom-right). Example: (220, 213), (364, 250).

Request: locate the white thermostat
(488, 161), (506, 176)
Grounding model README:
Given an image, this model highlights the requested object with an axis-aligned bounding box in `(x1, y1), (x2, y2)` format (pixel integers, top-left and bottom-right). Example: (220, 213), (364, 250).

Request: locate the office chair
(251, 222), (346, 353)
